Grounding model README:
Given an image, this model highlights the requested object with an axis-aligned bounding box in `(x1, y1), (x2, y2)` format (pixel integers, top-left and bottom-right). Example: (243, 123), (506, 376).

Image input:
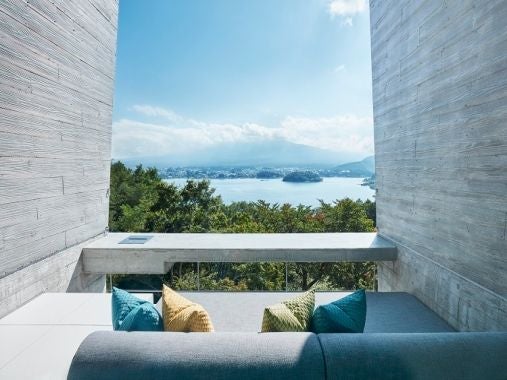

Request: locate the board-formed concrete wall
(0, 0), (118, 317)
(370, 0), (507, 330)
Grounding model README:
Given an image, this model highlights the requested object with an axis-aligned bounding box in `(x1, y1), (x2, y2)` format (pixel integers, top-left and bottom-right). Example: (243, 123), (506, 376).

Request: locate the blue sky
(112, 0), (373, 164)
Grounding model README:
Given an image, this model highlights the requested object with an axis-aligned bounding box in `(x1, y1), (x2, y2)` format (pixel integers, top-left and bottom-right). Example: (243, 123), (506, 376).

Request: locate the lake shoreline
(164, 177), (375, 207)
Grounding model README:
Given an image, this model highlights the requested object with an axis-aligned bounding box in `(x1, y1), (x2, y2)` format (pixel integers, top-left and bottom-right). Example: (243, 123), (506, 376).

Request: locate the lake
(164, 177), (375, 207)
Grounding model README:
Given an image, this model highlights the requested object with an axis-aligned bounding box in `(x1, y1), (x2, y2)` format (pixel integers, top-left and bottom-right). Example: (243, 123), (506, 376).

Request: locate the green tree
(109, 162), (377, 291)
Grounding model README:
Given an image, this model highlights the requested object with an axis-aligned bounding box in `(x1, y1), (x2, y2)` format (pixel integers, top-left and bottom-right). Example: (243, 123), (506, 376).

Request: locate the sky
(112, 0), (374, 165)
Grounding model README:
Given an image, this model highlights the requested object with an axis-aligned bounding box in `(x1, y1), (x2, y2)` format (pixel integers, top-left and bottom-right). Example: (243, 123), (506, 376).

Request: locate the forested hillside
(110, 162), (376, 291)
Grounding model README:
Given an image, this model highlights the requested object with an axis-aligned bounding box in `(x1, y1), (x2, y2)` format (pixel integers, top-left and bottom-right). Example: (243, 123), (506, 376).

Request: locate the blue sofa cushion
(68, 331), (326, 380)
(318, 332), (507, 380)
(312, 289), (366, 333)
(111, 287), (162, 331)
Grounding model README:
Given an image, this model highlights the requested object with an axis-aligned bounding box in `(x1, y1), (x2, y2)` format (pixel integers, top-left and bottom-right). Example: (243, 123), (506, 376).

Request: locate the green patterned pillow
(261, 290), (315, 332)
(311, 289), (366, 333)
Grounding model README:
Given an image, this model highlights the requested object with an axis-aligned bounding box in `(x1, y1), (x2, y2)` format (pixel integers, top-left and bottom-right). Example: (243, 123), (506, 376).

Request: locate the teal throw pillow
(312, 289), (366, 333)
(111, 287), (163, 331)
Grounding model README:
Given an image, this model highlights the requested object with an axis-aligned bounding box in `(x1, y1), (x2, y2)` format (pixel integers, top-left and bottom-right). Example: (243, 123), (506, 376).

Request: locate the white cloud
(112, 105), (373, 159)
(132, 105), (173, 118)
(131, 104), (183, 123)
(328, 0), (366, 26)
(342, 17), (354, 26)
(279, 115), (373, 154)
(328, 0), (367, 17)
(334, 64), (346, 73)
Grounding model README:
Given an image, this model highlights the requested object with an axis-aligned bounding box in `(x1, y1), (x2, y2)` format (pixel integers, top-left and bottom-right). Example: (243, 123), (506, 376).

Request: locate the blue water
(165, 177), (374, 207)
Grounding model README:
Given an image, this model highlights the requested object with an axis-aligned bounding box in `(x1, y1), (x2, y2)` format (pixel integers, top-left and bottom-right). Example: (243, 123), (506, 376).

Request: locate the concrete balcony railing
(82, 232), (397, 275)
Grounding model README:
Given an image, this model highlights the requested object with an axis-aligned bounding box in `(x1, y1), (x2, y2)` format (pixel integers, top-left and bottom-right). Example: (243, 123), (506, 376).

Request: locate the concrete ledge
(82, 233), (397, 274)
(0, 234), (106, 319)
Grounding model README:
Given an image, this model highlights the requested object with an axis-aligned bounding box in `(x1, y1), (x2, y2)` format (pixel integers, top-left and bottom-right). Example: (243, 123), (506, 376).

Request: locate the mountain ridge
(119, 139), (366, 168)
(331, 156), (375, 177)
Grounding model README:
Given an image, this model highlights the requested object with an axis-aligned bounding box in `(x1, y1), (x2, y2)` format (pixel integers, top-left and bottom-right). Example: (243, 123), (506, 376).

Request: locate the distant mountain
(121, 140), (364, 168)
(331, 156), (375, 177)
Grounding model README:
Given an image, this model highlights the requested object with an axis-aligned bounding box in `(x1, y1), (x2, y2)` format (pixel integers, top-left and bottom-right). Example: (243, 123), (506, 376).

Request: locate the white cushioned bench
(0, 293), (151, 380)
(170, 291), (455, 333)
(0, 291), (455, 379)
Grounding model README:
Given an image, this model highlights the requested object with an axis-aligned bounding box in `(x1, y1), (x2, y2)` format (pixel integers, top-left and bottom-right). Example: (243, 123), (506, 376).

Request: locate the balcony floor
(0, 293), (152, 380)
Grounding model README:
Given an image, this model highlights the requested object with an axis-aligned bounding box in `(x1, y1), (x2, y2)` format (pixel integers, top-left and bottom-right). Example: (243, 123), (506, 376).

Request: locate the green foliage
(109, 162), (226, 233)
(318, 198), (374, 232)
(282, 170), (322, 183)
(109, 162), (377, 291)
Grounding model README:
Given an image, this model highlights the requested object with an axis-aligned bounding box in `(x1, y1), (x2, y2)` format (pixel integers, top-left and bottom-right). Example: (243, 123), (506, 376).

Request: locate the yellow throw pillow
(162, 285), (214, 332)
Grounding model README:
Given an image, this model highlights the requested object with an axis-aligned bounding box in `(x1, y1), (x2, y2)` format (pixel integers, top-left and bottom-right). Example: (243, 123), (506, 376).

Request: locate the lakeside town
(158, 156), (376, 188)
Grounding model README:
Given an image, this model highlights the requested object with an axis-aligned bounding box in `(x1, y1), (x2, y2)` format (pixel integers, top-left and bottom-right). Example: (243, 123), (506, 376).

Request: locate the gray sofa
(68, 292), (507, 380)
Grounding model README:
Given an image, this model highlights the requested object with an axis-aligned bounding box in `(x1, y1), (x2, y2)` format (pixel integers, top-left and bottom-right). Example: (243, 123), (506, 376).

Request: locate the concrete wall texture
(1, 0), (505, 331)
(0, 0), (118, 317)
(370, 0), (507, 330)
